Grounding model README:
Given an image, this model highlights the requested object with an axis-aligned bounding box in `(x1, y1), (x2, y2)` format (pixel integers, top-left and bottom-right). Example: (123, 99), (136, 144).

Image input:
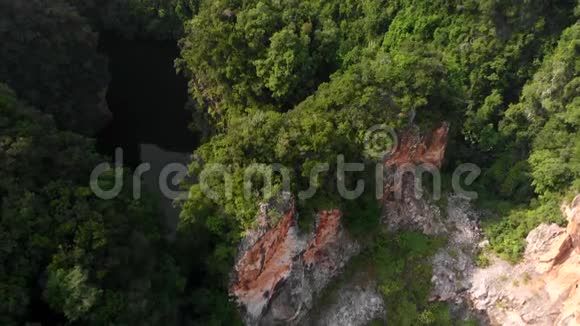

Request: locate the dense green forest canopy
(0, 0), (109, 134)
(0, 84), (185, 324)
(67, 0), (198, 39)
(0, 0), (578, 324)
(180, 0), (578, 254)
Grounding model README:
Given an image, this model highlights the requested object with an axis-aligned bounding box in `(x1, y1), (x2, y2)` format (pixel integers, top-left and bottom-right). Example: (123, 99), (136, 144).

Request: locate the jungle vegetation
(0, 0), (578, 324)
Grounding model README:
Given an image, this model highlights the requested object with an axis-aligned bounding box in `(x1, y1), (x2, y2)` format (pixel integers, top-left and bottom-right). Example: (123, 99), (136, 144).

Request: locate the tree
(67, 0), (198, 39)
(0, 0), (110, 134)
(0, 83), (184, 324)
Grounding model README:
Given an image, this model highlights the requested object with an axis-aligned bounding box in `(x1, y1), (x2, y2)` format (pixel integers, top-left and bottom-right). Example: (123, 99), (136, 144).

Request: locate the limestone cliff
(469, 196), (580, 325)
(230, 124), (453, 325)
(382, 123), (450, 235)
(229, 124), (580, 326)
(230, 195), (360, 325)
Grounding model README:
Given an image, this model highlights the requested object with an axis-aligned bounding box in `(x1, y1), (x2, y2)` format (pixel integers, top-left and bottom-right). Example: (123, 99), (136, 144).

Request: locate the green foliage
(342, 191), (381, 239)
(481, 22), (579, 261)
(0, 84), (184, 325)
(178, 0), (446, 121)
(375, 233), (450, 325)
(2, 0), (579, 324)
(475, 250), (492, 268)
(483, 193), (567, 262)
(180, 31), (457, 231)
(255, 26), (314, 99)
(187, 288), (243, 326)
(365, 232), (449, 325)
(68, 0), (198, 39)
(378, 0), (575, 151)
(178, 0), (340, 119)
(44, 266), (101, 321)
(0, 0), (110, 134)
(366, 318), (386, 326)
(178, 0), (576, 238)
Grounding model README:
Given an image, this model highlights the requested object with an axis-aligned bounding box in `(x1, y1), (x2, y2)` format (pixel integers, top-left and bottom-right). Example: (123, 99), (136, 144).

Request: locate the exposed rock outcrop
(384, 122), (449, 169)
(377, 124), (580, 325)
(230, 124), (453, 325)
(377, 123), (580, 325)
(382, 123), (450, 235)
(230, 195), (360, 325)
(313, 282), (385, 326)
(469, 196), (580, 325)
(230, 122), (580, 325)
(565, 196), (580, 253)
(430, 195), (482, 306)
(378, 123), (485, 322)
(231, 204), (300, 321)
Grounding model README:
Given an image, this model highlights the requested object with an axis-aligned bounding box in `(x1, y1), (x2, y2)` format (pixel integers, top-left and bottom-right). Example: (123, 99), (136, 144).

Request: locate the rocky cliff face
(230, 123), (580, 326)
(230, 124), (453, 325)
(384, 123), (449, 169)
(378, 123), (580, 325)
(469, 196), (580, 325)
(382, 123), (449, 235)
(378, 123), (580, 324)
(311, 279), (385, 326)
(426, 194), (580, 325)
(230, 195), (360, 325)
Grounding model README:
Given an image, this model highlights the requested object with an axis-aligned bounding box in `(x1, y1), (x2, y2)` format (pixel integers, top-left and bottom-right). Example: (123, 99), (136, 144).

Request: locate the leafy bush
(367, 232), (449, 325)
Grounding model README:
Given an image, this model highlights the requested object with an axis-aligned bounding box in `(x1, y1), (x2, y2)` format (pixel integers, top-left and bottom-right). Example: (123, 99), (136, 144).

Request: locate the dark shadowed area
(96, 32), (199, 167)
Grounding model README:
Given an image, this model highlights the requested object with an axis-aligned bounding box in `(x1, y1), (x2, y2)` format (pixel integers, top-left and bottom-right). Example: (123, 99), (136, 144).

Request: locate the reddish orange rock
(231, 207), (298, 319)
(230, 203), (359, 324)
(384, 123), (449, 169)
(381, 123), (450, 235)
(303, 209), (343, 266)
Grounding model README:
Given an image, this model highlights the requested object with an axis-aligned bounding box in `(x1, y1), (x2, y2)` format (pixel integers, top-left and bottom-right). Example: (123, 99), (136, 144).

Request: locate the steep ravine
(96, 32), (199, 234)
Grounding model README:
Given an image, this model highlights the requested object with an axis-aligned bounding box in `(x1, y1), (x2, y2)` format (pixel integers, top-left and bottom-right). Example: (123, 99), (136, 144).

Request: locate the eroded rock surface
(382, 123), (450, 235)
(230, 195), (360, 325)
(231, 205), (300, 321)
(229, 123), (580, 326)
(469, 196), (580, 325)
(384, 123), (449, 169)
(379, 124), (580, 325)
(430, 195), (482, 306)
(313, 282), (385, 326)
